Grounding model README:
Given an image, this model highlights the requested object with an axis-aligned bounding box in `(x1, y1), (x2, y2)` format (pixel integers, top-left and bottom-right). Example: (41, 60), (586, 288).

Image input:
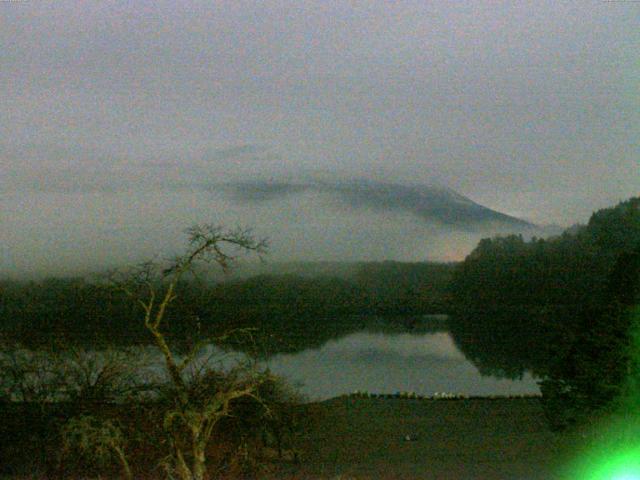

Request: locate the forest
(448, 197), (640, 426)
(0, 261), (455, 354)
(2, 197), (638, 375)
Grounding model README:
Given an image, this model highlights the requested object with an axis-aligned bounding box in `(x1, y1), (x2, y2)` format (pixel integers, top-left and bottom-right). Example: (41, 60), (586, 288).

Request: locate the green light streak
(562, 306), (640, 480)
(560, 414), (640, 480)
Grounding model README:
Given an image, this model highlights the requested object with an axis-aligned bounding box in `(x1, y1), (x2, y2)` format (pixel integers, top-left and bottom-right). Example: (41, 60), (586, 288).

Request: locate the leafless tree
(110, 224), (270, 480)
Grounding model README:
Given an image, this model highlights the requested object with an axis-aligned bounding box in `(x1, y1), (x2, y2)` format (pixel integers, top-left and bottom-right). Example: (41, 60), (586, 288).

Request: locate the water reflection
(101, 330), (540, 401)
(1, 328), (540, 402)
(263, 331), (540, 401)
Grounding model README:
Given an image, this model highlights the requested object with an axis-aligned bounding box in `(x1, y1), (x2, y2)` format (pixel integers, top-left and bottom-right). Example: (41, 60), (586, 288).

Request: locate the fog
(2, 1), (638, 277)
(2, 181), (536, 278)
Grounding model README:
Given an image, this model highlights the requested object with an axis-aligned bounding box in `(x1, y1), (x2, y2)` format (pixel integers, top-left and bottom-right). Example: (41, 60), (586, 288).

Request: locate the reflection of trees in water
(228, 314), (450, 358)
(448, 306), (585, 380)
(0, 274), (449, 356)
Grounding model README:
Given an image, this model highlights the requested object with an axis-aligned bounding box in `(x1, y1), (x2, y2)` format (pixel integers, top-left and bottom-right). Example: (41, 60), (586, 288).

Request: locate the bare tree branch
(105, 223), (269, 480)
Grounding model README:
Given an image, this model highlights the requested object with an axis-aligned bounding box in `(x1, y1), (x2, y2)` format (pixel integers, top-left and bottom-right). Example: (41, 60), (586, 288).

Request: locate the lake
(1, 316), (540, 402)
(181, 314), (540, 401)
(262, 330), (540, 401)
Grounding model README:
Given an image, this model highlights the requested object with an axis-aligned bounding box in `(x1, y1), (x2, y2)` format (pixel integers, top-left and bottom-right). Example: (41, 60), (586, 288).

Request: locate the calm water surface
(263, 330), (539, 401)
(3, 318), (539, 402)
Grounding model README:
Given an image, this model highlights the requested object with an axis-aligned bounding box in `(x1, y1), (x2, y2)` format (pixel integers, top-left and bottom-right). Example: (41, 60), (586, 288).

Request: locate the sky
(1, 1), (638, 276)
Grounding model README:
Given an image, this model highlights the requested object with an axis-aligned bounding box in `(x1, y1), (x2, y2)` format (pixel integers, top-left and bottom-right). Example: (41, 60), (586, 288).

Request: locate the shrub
(61, 414), (133, 480)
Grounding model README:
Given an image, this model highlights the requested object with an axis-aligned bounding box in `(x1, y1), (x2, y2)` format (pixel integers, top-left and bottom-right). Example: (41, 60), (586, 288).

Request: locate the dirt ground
(0, 397), (595, 479)
(286, 397), (580, 480)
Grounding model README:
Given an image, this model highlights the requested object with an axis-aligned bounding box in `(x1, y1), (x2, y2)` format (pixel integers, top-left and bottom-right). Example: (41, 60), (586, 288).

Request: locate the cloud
(221, 181), (311, 202)
(1, 1), (637, 277)
(212, 144), (262, 161)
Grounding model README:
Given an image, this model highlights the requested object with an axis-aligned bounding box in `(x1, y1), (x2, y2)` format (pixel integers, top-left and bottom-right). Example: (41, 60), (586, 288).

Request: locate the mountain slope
(221, 178), (534, 231)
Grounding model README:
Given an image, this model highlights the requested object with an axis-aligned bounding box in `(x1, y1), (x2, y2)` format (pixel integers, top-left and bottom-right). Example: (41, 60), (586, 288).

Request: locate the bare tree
(110, 224), (269, 480)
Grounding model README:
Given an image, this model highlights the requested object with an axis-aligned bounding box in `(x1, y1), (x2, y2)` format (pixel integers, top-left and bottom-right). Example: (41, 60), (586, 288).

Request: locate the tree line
(448, 196), (640, 427)
(0, 261), (455, 354)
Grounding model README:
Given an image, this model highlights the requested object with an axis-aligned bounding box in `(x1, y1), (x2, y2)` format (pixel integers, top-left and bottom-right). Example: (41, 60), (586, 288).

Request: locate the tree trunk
(192, 435), (208, 480)
(150, 327), (186, 392)
(174, 446), (193, 480)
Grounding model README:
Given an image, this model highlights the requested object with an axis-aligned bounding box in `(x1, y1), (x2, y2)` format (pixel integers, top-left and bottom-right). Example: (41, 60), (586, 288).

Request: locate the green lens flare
(561, 289), (640, 480)
(568, 445), (640, 480)
(563, 408), (640, 479)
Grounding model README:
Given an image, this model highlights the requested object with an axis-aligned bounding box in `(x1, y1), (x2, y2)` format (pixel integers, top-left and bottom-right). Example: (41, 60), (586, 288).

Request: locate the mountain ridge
(220, 178), (536, 231)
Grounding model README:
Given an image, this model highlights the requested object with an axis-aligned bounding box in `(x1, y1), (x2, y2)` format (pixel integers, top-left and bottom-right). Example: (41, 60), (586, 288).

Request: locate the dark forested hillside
(450, 197), (640, 312)
(448, 197), (640, 423)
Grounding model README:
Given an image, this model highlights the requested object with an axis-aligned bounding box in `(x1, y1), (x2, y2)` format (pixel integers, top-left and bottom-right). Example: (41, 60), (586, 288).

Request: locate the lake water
(262, 330), (540, 401)
(2, 318), (540, 402)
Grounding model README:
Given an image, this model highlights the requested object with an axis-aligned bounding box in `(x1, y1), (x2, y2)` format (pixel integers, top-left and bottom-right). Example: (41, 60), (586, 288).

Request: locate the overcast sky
(1, 1), (638, 276)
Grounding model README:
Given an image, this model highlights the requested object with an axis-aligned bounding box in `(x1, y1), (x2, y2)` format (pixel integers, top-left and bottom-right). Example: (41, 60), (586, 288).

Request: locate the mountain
(2, 173), (553, 278)
(220, 178), (535, 232)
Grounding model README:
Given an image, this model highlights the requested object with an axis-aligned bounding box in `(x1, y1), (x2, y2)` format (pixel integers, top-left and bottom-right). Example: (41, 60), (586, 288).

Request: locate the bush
(61, 414), (133, 480)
